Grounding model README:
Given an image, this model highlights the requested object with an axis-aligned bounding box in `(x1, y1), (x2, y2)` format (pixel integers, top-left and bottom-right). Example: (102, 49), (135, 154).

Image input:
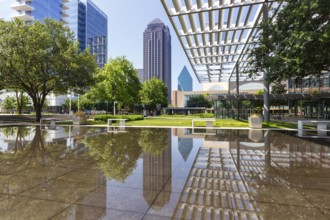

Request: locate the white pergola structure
(161, 0), (283, 121)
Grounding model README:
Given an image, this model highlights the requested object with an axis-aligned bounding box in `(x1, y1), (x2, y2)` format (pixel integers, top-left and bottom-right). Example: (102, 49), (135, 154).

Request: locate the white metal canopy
(161, 0), (283, 83)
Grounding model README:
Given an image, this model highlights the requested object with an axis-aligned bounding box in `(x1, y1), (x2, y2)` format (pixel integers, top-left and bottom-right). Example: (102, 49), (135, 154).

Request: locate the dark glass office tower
(143, 18), (171, 103)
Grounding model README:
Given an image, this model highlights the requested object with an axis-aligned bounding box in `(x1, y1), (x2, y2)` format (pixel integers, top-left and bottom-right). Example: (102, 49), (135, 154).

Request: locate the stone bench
(40, 118), (57, 129)
(107, 118), (127, 127)
(191, 118), (215, 128)
(298, 120), (330, 137)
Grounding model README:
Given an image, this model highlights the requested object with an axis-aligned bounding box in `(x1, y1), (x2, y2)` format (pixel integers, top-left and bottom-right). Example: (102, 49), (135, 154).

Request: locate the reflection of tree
(2, 127), (30, 152)
(0, 127), (85, 175)
(84, 129), (142, 182)
(139, 128), (168, 155)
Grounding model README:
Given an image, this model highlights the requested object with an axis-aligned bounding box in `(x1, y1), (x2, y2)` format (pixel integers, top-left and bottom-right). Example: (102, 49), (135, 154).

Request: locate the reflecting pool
(0, 126), (329, 219)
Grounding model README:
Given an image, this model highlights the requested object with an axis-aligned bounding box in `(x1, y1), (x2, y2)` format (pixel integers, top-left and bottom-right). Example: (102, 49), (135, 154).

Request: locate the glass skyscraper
(0, 0), (107, 68)
(143, 18), (172, 103)
(178, 66), (193, 92)
(0, 0), (68, 24)
(68, 0), (108, 68)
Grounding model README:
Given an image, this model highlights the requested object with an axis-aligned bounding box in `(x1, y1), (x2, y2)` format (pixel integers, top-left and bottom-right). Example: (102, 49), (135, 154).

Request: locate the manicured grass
(84, 116), (300, 129)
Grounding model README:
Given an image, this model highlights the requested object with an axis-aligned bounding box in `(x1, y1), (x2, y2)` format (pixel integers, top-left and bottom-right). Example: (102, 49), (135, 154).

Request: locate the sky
(91, 0), (202, 91)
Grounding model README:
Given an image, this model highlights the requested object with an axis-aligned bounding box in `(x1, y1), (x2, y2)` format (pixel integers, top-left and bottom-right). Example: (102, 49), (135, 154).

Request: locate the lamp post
(77, 94), (80, 112)
(113, 101), (117, 115)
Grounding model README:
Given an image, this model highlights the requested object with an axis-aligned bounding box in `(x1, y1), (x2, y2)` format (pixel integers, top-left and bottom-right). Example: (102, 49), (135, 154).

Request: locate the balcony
(11, 1), (34, 11)
(62, 0), (69, 3)
(61, 10), (69, 18)
(11, 11), (34, 21)
(62, 3), (69, 10)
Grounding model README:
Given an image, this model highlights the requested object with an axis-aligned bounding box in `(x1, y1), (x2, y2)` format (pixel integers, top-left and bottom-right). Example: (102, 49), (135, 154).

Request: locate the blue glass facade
(32, 0), (62, 21)
(67, 0), (107, 68)
(178, 66), (193, 92)
(0, 0), (65, 23)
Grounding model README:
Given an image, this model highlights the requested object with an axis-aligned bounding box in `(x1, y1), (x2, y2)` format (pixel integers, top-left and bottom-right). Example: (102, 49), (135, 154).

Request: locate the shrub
(193, 113), (214, 118)
(74, 111), (86, 117)
(93, 114), (144, 122)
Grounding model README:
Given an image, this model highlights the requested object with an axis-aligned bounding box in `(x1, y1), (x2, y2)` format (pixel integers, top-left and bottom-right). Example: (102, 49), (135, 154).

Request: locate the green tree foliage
(2, 96), (16, 113)
(186, 95), (212, 108)
(249, 0), (330, 83)
(271, 81), (287, 95)
(0, 19), (97, 121)
(14, 91), (30, 114)
(140, 77), (168, 111)
(86, 57), (141, 112)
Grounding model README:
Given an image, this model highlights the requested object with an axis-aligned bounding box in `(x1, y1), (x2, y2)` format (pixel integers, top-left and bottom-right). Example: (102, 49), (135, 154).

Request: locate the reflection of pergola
(161, 0), (283, 121)
(170, 131), (330, 219)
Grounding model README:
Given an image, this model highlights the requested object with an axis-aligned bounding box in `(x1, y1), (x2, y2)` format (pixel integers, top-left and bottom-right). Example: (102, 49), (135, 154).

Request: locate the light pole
(113, 101), (117, 115)
(78, 94), (80, 112)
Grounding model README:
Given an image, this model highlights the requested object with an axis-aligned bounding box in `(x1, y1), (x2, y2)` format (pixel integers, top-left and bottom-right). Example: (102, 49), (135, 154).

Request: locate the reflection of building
(143, 129), (172, 209)
(143, 18), (171, 103)
(68, 0), (108, 68)
(178, 138), (192, 161)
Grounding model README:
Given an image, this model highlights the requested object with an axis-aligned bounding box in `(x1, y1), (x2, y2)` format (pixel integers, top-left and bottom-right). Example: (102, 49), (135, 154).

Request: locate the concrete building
(137, 69), (144, 83)
(143, 18), (171, 103)
(67, 0), (107, 68)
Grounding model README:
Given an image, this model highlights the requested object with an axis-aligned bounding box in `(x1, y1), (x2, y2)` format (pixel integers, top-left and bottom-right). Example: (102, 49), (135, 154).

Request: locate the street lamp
(77, 94), (80, 112)
(113, 101), (117, 115)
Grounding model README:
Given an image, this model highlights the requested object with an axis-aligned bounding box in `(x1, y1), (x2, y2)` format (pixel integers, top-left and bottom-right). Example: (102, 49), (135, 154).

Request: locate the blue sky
(92, 0), (202, 90)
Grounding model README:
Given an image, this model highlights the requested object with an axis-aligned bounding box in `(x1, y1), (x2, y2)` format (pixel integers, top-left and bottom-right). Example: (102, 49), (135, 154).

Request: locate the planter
(73, 116), (87, 125)
(248, 114), (262, 129)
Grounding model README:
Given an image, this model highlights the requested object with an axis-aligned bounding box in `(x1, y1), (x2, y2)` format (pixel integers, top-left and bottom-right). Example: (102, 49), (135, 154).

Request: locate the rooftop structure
(161, 0), (283, 83)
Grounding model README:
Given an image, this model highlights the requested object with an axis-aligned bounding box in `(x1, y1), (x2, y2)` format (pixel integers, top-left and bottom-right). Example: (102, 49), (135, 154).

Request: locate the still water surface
(0, 126), (329, 219)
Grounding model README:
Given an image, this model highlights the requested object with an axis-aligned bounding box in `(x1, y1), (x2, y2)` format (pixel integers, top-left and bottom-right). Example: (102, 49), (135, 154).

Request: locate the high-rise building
(68, 0), (107, 68)
(143, 18), (171, 103)
(136, 69), (144, 83)
(0, 0), (69, 24)
(178, 66), (193, 92)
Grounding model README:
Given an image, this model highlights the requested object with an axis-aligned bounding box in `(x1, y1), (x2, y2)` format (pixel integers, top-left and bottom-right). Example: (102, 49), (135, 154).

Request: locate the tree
(249, 0), (330, 83)
(271, 81), (287, 95)
(140, 77), (168, 113)
(186, 95), (212, 108)
(0, 19), (97, 121)
(85, 57), (141, 113)
(2, 96), (16, 113)
(14, 91), (30, 114)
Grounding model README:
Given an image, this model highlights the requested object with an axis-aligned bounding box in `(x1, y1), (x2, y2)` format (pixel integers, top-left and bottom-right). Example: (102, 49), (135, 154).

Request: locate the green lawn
(86, 117), (299, 129)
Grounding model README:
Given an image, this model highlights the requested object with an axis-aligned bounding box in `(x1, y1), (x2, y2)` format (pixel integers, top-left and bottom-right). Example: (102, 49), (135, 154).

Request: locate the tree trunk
(34, 103), (43, 122)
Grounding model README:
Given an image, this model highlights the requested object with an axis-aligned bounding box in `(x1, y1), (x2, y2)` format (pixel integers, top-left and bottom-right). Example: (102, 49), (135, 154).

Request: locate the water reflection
(0, 127), (329, 219)
(84, 129), (142, 181)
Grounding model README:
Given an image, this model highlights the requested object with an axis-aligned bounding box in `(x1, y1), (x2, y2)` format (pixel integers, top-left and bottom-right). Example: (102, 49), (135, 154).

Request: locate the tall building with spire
(143, 18), (171, 103)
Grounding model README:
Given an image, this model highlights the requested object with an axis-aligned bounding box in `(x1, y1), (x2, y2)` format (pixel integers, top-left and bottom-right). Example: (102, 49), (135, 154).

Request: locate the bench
(192, 118), (215, 128)
(298, 120), (330, 137)
(40, 118), (57, 129)
(107, 118), (127, 127)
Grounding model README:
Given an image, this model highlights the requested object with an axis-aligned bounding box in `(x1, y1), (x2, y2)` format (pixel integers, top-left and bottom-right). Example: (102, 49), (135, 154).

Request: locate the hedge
(93, 114), (144, 122)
